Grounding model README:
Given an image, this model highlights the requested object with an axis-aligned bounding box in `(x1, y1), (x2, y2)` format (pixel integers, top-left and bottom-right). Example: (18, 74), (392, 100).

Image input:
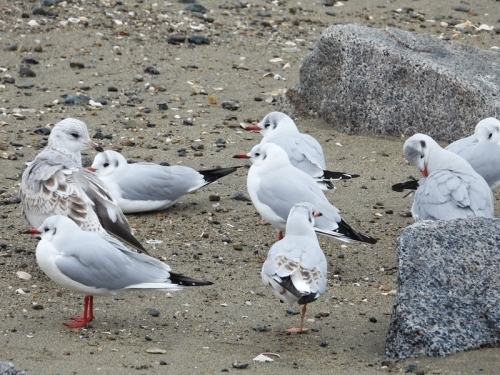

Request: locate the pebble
(320, 341), (328, 347)
(157, 102), (168, 110)
(209, 195), (220, 201)
(34, 127), (51, 136)
(32, 7), (48, 16)
(108, 86), (118, 92)
(232, 362), (249, 369)
(215, 138), (226, 148)
(453, 5), (470, 12)
(146, 348), (167, 354)
(286, 309), (300, 315)
(144, 67), (160, 75)
(159, 360), (168, 365)
(22, 57), (39, 65)
(183, 120), (194, 126)
(167, 36), (186, 45)
(32, 304), (44, 310)
(230, 192), (250, 202)
(3, 77), (15, 84)
(191, 142), (203, 150)
(69, 62), (85, 69)
(4, 44), (18, 51)
(222, 101), (240, 110)
(233, 243), (243, 251)
(19, 66), (36, 77)
(133, 75), (144, 82)
(369, 317), (377, 323)
(186, 4), (207, 13)
(188, 35), (210, 45)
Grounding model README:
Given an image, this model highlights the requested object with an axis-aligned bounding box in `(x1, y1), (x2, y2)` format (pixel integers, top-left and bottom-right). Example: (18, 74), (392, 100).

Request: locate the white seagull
(244, 111), (359, 191)
(27, 215), (213, 328)
(393, 117), (500, 192)
(88, 150), (239, 213)
(233, 143), (376, 243)
(20, 118), (146, 252)
(403, 133), (494, 221)
(262, 202), (327, 333)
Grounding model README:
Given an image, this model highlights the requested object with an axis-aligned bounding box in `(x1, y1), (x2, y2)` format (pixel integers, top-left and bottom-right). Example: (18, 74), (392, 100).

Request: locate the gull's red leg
(64, 296), (95, 328)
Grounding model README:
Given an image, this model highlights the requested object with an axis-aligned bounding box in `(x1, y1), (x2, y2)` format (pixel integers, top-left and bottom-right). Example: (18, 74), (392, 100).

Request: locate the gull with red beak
(20, 118), (146, 253)
(245, 112), (359, 191)
(402, 133), (494, 221)
(262, 202), (327, 333)
(27, 215), (212, 329)
(233, 143), (377, 243)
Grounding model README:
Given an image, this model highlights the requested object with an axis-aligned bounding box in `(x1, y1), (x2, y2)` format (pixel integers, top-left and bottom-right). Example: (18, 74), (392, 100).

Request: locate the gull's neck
(47, 140), (82, 166)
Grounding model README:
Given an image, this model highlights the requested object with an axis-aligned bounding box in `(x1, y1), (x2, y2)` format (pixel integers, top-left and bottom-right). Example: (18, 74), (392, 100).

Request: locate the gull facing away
(89, 150), (239, 213)
(20, 118), (146, 253)
(262, 202), (327, 333)
(233, 143), (377, 243)
(403, 133), (494, 221)
(244, 111), (359, 191)
(393, 117), (500, 192)
(27, 215), (213, 328)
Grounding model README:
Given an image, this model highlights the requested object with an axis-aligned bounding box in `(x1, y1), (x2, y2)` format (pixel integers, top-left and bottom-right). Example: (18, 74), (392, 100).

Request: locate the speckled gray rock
(281, 24), (500, 142)
(0, 362), (28, 375)
(386, 217), (500, 359)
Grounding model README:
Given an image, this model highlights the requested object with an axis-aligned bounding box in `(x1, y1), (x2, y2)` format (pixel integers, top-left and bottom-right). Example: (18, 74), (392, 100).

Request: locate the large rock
(0, 363), (28, 375)
(385, 217), (500, 359)
(281, 24), (500, 142)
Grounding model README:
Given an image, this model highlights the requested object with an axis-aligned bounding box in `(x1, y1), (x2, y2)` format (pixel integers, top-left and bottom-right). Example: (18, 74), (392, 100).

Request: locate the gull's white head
(48, 118), (103, 156)
(36, 215), (80, 242)
(90, 150), (128, 177)
(246, 112), (299, 137)
(288, 202), (322, 227)
(245, 143), (292, 168)
(475, 117), (500, 144)
(403, 133), (439, 177)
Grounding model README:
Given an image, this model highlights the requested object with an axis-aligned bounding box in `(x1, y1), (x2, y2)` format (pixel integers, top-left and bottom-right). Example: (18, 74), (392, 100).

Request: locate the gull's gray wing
(256, 166), (342, 229)
(117, 164), (204, 202)
(452, 141), (500, 190)
(265, 134), (326, 176)
(412, 169), (494, 220)
(55, 232), (171, 291)
(445, 134), (476, 154)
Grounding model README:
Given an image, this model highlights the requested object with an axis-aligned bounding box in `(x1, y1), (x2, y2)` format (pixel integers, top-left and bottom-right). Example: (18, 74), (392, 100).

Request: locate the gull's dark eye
(44, 227), (49, 232)
(70, 132), (79, 138)
(255, 152), (260, 157)
(264, 122), (270, 128)
(420, 153), (424, 159)
(103, 163), (110, 167)
(488, 133), (493, 139)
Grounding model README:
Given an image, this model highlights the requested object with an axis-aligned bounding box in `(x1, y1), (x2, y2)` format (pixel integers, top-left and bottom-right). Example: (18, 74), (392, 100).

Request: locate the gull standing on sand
(20, 118), (145, 252)
(89, 150), (239, 213)
(244, 111), (359, 191)
(27, 215), (213, 328)
(262, 202), (327, 333)
(393, 118), (500, 192)
(403, 133), (494, 221)
(233, 143), (377, 243)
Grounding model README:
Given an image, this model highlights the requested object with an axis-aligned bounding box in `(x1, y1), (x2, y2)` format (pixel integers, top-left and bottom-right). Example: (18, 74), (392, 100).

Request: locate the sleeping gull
(233, 143), (376, 243)
(26, 215), (213, 328)
(20, 118), (146, 252)
(402, 133), (494, 221)
(262, 202), (327, 333)
(88, 150), (239, 213)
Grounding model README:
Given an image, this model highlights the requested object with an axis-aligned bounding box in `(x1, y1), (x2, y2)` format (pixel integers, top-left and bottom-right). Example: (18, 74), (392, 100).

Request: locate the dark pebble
(186, 4), (207, 12)
(108, 85), (118, 92)
(64, 95), (82, 105)
(11, 142), (24, 147)
(453, 5), (470, 12)
(69, 62), (85, 69)
(158, 102), (168, 110)
(286, 309), (300, 315)
(34, 127), (50, 136)
(230, 192), (250, 202)
(320, 341), (328, 347)
(147, 308), (160, 317)
(19, 66), (36, 77)
(253, 97), (263, 101)
(209, 195), (220, 202)
(325, 10), (336, 16)
(160, 162), (170, 166)
(96, 97), (107, 105)
(221, 101), (240, 111)
(80, 85), (91, 91)
(232, 362), (249, 369)
(188, 35), (210, 45)
(145, 335), (152, 341)
(159, 360), (168, 365)
(252, 325), (269, 332)
(38, 140), (48, 147)
(43, 0), (61, 5)
(178, 0), (196, 3)
(32, 304), (44, 310)
(0, 243), (7, 249)
(322, 0), (334, 5)
(3, 77), (15, 84)
(385, 209), (394, 214)
(4, 44), (18, 51)
(183, 119), (194, 126)
(369, 317), (377, 323)
(215, 138), (226, 147)
(144, 66), (160, 74)
(167, 36), (186, 45)
(22, 57), (39, 64)
(178, 149), (186, 157)
(32, 7), (48, 15)
(191, 142), (203, 150)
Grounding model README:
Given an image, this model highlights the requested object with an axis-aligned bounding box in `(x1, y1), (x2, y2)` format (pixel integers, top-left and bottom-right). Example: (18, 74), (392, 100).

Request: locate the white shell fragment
(477, 24), (494, 32)
(253, 353), (281, 363)
(146, 348), (167, 354)
(269, 58), (283, 64)
(146, 239), (163, 244)
(16, 271), (32, 280)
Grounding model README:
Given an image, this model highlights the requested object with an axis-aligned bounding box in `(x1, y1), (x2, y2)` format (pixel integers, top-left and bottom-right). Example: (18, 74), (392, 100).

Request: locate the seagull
(262, 202), (327, 333)
(403, 133), (494, 221)
(88, 150), (239, 213)
(20, 118), (146, 253)
(233, 143), (377, 243)
(393, 118), (500, 192)
(26, 215), (213, 328)
(243, 111), (359, 191)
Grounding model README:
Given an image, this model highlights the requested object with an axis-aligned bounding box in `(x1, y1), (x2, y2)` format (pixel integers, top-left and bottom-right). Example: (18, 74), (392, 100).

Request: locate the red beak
(233, 153), (250, 159)
(421, 166), (429, 177)
(87, 167), (97, 172)
(23, 228), (42, 235)
(245, 125), (261, 131)
(313, 211), (322, 218)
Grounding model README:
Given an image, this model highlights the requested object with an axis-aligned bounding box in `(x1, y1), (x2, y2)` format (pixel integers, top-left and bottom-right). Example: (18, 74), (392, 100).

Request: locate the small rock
(159, 360), (168, 365)
(183, 119), (194, 126)
(232, 361), (249, 369)
(188, 35), (210, 45)
(191, 142), (203, 151)
(215, 138), (226, 148)
(19, 66), (36, 77)
(34, 127), (51, 136)
(158, 102), (168, 110)
(32, 304), (44, 310)
(453, 5), (470, 12)
(320, 341), (328, 347)
(133, 74), (144, 82)
(209, 195), (220, 202)
(369, 317), (377, 323)
(32, 7), (48, 16)
(146, 348), (166, 354)
(22, 57), (39, 65)
(222, 101), (240, 111)
(4, 44), (19, 51)
(167, 36), (186, 45)
(144, 66), (160, 75)
(69, 62), (85, 69)
(3, 77), (15, 84)
(186, 4), (207, 13)
(230, 192), (250, 202)
(286, 309), (300, 315)
(108, 85), (118, 92)
(233, 243), (243, 251)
